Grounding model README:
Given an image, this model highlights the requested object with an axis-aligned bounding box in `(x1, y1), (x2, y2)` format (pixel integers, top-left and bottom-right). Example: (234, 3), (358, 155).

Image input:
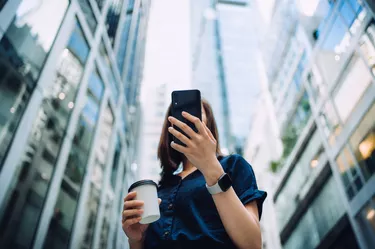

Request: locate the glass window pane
(333, 52), (372, 123)
(44, 79), (105, 248)
(0, 33), (83, 248)
(117, 14), (132, 75)
(359, 22), (375, 75)
(106, 0), (125, 44)
(68, 22), (90, 65)
(81, 104), (113, 247)
(357, 198), (375, 247)
(78, 0), (97, 35)
(99, 41), (119, 102)
(0, 0), (69, 167)
(350, 103), (375, 180)
(316, 13), (351, 86)
(319, 100), (342, 146)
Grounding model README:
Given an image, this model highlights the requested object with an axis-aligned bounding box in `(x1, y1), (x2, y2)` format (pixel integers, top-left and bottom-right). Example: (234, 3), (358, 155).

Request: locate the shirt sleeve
(225, 154), (267, 220)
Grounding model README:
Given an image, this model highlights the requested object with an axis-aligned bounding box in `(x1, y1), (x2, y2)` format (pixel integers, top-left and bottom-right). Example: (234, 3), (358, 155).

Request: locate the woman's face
(202, 105), (207, 125)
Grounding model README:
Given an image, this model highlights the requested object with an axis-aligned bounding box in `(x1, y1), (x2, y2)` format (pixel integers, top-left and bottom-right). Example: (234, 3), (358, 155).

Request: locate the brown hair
(157, 99), (222, 184)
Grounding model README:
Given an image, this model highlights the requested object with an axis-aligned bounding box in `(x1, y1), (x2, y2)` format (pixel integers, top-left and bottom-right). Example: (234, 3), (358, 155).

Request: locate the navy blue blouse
(144, 154), (267, 249)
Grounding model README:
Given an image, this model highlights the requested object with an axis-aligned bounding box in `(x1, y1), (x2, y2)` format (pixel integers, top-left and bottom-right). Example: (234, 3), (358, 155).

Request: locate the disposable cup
(128, 180), (160, 224)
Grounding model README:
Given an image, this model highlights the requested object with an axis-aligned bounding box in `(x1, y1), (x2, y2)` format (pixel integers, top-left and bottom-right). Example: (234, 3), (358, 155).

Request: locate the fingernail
(168, 127), (173, 131)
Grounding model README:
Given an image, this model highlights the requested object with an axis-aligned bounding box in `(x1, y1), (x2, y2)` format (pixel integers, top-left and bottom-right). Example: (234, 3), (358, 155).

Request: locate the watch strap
(206, 173), (227, 195)
(206, 181), (223, 195)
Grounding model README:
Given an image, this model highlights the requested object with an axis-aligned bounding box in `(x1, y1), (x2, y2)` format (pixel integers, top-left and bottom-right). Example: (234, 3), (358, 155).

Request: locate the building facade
(0, 0), (150, 248)
(246, 0), (375, 248)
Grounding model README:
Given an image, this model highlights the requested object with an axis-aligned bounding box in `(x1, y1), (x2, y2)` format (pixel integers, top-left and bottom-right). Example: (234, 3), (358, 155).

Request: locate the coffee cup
(128, 180), (160, 224)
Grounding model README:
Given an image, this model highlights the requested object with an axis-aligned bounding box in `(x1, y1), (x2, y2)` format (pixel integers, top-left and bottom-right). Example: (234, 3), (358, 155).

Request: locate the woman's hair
(157, 99), (222, 184)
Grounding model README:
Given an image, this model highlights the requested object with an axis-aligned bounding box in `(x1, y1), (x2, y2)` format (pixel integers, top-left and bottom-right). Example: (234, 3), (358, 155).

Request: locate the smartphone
(171, 90), (202, 146)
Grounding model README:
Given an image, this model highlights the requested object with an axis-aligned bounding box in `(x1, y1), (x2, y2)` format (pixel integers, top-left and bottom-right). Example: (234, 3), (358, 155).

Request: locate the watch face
(218, 174), (232, 192)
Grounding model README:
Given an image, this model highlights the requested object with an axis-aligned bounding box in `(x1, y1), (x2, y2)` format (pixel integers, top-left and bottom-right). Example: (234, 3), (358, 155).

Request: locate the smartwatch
(206, 173), (232, 195)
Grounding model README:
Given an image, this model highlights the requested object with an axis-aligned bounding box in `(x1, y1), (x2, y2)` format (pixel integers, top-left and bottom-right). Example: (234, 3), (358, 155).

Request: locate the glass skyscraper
(0, 0), (150, 248)
(246, 0), (375, 248)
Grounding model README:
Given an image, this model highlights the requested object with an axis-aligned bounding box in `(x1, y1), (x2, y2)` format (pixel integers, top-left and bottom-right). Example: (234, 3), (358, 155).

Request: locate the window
(44, 67), (104, 249)
(275, 130), (323, 230)
(99, 41), (119, 102)
(306, 66), (328, 105)
(316, 12), (351, 86)
(319, 100), (342, 146)
(117, 14), (132, 75)
(359, 22), (375, 75)
(0, 19), (87, 249)
(110, 138), (121, 190)
(333, 52), (372, 123)
(0, 0), (69, 168)
(78, 0), (97, 35)
(336, 145), (364, 199)
(350, 103), (375, 181)
(106, 0), (125, 44)
(284, 176), (345, 249)
(356, 197), (375, 247)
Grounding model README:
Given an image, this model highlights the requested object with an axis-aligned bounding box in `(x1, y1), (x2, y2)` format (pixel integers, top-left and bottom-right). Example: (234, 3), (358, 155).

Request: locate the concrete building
(246, 0), (375, 248)
(0, 0), (150, 248)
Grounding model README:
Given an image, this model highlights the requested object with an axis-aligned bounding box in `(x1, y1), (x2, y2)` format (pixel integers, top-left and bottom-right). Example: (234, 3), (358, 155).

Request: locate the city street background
(0, 0), (374, 249)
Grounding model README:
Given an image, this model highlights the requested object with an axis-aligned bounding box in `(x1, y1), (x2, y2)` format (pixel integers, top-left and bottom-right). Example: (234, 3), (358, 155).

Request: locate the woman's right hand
(122, 191), (161, 243)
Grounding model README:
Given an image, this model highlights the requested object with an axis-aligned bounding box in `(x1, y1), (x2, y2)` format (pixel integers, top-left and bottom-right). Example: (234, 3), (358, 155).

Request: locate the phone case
(171, 90), (202, 146)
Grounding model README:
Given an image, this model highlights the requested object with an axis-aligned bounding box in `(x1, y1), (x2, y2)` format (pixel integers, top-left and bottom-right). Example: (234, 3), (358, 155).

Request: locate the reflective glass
(356, 197), (375, 247)
(306, 66), (328, 105)
(43, 69), (104, 249)
(333, 52), (372, 123)
(284, 176), (345, 249)
(336, 145), (364, 199)
(359, 22), (375, 75)
(275, 130), (322, 230)
(316, 13), (351, 86)
(99, 41), (119, 102)
(117, 14), (132, 75)
(81, 104), (113, 247)
(0, 0), (69, 168)
(67, 22), (90, 64)
(350, 103), (375, 181)
(110, 138), (121, 189)
(0, 28), (84, 249)
(78, 0), (97, 35)
(319, 100), (342, 146)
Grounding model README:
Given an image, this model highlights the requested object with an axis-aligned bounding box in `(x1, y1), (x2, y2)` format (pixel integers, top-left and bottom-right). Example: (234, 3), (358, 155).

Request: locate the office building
(246, 0), (375, 248)
(216, 0), (265, 153)
(0, 0), (150, 248)
(190, 0), (232, 152)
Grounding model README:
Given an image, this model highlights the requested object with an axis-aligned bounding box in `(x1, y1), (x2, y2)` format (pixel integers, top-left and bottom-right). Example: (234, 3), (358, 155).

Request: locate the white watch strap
(206, 182), (223, 195)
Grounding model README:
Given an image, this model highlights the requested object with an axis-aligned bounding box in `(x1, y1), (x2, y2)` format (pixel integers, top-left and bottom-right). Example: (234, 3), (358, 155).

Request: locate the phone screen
(171, 90), (202, 146)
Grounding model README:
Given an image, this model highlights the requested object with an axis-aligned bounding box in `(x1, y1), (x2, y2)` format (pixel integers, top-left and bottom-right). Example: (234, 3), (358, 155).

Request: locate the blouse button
(168, 204), (173, 210)
(164, 231), (170, 238)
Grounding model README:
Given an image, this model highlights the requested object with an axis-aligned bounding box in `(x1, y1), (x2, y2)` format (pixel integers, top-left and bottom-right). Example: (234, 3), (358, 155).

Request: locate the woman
(122, 100), (267, 249)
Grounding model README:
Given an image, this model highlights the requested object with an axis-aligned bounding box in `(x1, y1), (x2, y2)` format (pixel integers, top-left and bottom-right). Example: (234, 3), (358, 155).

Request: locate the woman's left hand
(168, 112), (221, 176)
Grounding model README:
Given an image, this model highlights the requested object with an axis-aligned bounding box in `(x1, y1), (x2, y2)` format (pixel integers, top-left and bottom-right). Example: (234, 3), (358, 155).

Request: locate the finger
(124, 192), (136, 202)
(123, 217), (142, 227)
(182, 111), (205, 134)
(171, 141), (189, 154)
(124, 200), (144, 210)
(168, 127), (192, 146)
(158, 198), (162, 205)
(204, 123), (215, 141)
(122, 209), (144, 220)
(168, 116), (196, 138)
